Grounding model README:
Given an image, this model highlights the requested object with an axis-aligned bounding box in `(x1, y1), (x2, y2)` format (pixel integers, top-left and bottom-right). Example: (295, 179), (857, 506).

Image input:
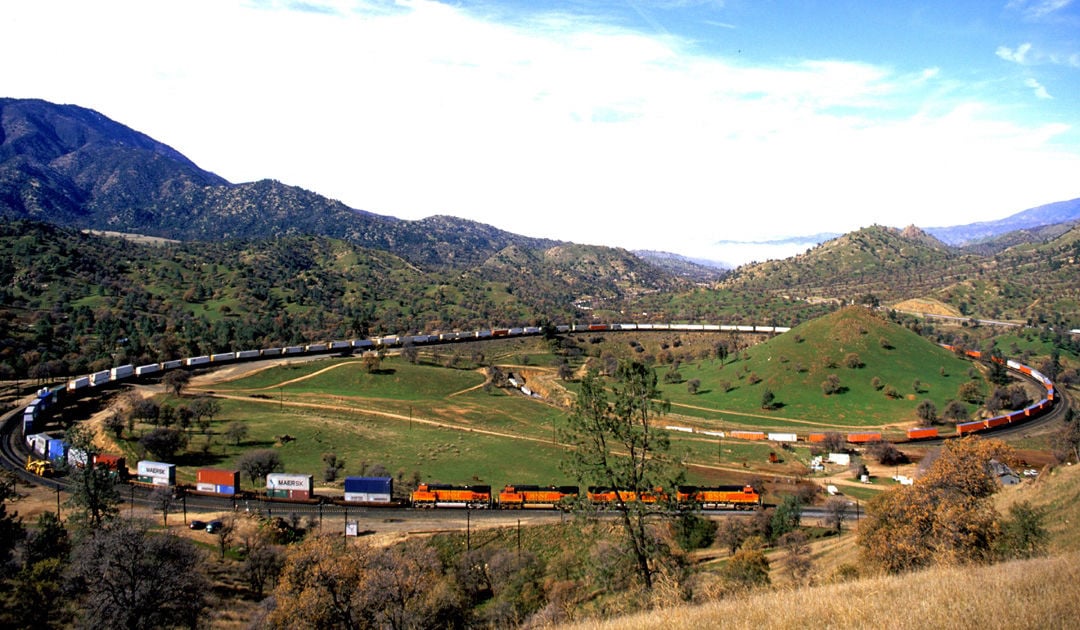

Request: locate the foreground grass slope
(568, 453), (1080, 630)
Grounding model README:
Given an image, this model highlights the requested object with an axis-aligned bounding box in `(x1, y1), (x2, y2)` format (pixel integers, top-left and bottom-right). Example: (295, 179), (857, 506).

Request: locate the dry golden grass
(562, 552), (1080, 630)
(560, 460), (1080, 630)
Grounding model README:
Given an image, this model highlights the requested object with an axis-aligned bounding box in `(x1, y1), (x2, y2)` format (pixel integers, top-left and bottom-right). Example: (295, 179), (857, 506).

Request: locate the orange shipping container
(730, 430), (767, 441)
(807, 433), (826, 443)
(847, 432), (882, 443)
(197, 469), (240, 487)
(907, 427), (938, 440)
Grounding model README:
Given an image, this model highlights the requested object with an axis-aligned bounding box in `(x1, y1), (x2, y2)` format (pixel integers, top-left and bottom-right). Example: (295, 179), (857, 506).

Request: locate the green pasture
(654, 309), (984, 428)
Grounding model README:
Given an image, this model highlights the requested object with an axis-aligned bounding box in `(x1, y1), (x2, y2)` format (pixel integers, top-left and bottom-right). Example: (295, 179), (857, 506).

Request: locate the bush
(673, 513), (718, 551)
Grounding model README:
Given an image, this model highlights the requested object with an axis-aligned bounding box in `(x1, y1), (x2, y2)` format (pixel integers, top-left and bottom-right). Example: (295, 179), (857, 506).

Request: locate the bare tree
(225, 421), (249, 446)
(238, 449), (284, 486)
(215, 517), (236, 561)
(162, 369), (191, 397)
(823, 496), (851, 535)
(150, 486), (176, 528)
(67, 518), (208, 629)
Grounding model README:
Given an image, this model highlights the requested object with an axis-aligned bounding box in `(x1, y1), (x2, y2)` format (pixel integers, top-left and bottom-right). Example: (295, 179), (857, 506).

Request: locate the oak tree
(561, 361), (684, 590)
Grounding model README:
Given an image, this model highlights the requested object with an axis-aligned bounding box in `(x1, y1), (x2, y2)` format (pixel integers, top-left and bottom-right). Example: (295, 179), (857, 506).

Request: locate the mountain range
(5, 97), (1080, 273)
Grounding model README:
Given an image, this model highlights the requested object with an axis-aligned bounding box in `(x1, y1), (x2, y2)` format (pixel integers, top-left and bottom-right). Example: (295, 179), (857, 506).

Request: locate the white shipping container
(211, 352), (235, 362)
(197, 482), (217, 493)
(827, 453), (851, 466)
(90, 370), (111, 386)
(111, 365), (135, 380)
(137, 461), (176, 480)
(267, 473), (313, 492)
(237, 350), (261, 359)
(185, 356), (210, 366)
(27, 433), (49, 456)
(768, 432), (799, 442)
(135, 364), (161, 376)
(161, 360), (183, 370)
(344, 492), (392, 503)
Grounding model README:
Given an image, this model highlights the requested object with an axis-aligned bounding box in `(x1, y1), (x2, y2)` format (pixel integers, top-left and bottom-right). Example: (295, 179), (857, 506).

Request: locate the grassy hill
(654, 307), (980, 432)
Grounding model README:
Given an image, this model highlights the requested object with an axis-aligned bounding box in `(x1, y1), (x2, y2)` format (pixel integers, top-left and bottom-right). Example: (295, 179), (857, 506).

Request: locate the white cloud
(2, 0), (1079, 257)
(1025, 77), (1053, 98)
(996, 42), (1033, 64)
(1006, 0), (1075, 20)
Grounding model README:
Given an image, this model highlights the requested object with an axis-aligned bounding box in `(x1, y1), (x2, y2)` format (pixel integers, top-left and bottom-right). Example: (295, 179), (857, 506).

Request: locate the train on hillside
(10, 325), (1059, 508)
(19, 321), (788, 437)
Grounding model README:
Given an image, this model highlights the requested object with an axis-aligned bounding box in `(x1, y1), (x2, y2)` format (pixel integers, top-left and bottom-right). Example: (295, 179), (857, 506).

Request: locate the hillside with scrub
(654, 306), (986, 432)
(566, 454), (1080, 630)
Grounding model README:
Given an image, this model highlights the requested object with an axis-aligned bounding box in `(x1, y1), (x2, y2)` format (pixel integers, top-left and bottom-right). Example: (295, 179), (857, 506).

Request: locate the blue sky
(3, 0), (1079, 264)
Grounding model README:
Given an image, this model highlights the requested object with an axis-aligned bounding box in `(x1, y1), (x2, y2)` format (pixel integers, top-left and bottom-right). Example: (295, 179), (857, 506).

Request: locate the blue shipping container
(46, 439), (67, 461)
(344, 476), (393, 494)
(216, 485), (236, 495)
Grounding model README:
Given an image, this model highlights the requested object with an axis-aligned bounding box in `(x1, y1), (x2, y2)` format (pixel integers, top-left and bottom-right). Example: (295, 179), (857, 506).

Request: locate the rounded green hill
(658, 306), (981, 432)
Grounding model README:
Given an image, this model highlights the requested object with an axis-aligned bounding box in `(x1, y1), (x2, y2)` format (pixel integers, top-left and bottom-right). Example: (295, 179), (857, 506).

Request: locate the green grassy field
(126, 308), (1012, 489)
(655, 308), (981, 430)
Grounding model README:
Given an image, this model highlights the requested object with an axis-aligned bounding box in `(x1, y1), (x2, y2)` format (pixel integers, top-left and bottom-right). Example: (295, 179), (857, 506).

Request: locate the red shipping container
(94, 453), (127, 471)
(197, 469), (240, 487)
(288, 490), (311, 500)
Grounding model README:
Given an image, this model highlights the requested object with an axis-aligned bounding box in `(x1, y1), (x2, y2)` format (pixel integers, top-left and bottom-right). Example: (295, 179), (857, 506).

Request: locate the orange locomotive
(676, 485), (761, 510)
(498, 485), (579, 509)
(411, 483), (493, 508)
(586, 486), (666, 505)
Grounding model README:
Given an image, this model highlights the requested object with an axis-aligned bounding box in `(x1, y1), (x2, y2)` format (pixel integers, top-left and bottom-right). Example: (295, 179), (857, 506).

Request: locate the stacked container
(137, 461), (176, 486)
(197, 469), (240, 495)
(343, 477), (393, 503)
(46, 439), (67, 462)
(26, 433), (49, 457)
(267, 473), (314, 500)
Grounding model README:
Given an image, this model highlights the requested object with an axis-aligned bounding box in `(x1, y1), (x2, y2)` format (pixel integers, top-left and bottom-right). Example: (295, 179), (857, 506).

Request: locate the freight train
(10, 325), (1059, 508)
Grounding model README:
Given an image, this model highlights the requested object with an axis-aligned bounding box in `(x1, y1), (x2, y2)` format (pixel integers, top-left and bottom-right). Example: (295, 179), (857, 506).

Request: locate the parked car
(188, 520), (206, 530)
(205, 520), (224, 534)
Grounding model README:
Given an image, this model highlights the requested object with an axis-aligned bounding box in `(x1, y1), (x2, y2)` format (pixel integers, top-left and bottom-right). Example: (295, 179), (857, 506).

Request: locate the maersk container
(267, 473), (313, 498)
(89, 370), (111, 386)
(137, 461), (176, 486)
(111, 364), (135, 380)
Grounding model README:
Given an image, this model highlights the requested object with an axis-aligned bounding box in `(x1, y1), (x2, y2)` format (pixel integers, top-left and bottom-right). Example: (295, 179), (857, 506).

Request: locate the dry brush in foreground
(564, 551), (1080, 630)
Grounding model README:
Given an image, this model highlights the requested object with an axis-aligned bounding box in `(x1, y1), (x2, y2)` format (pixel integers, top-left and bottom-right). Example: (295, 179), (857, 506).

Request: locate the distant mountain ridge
(925, 197), (1080, 246)
(0, 98), (567, 270)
